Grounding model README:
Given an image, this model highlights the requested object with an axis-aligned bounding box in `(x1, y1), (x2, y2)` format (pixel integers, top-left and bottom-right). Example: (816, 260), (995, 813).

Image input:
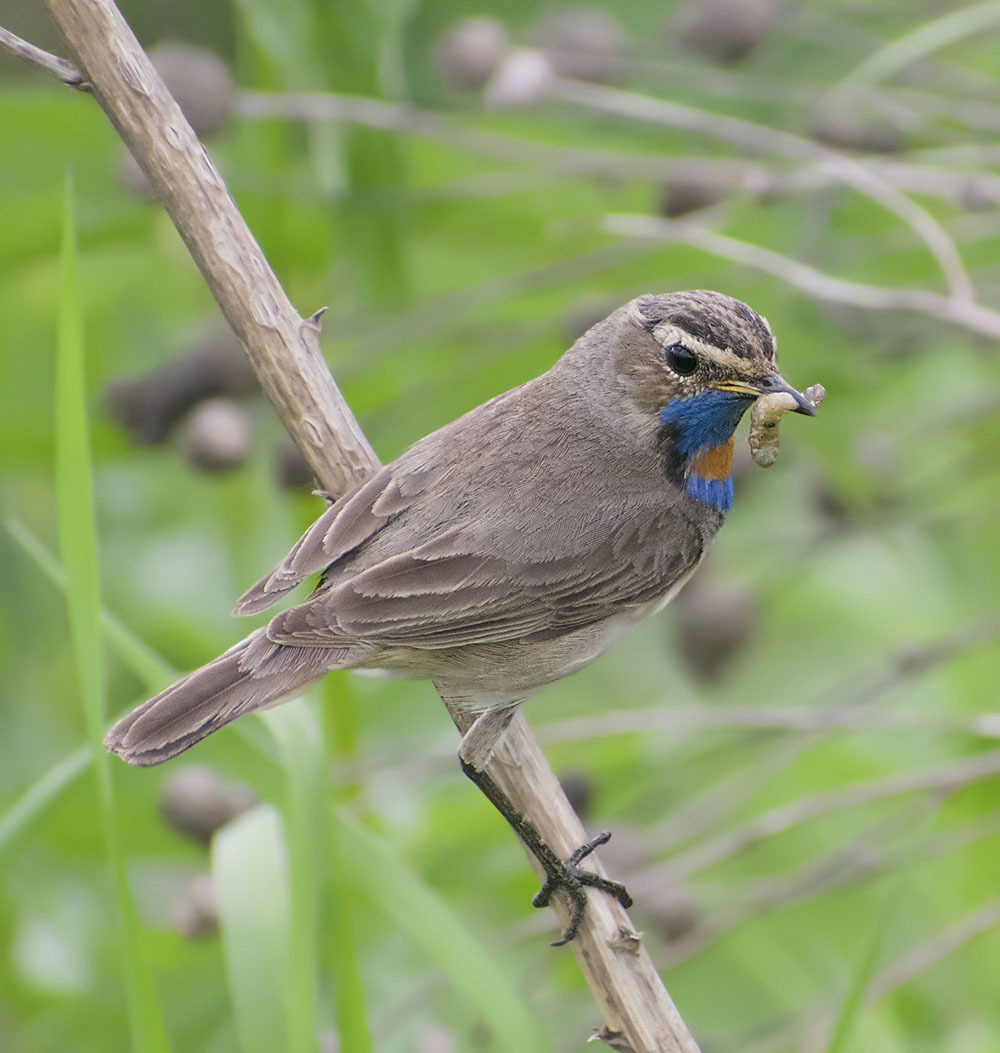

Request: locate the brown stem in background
(603, 213), (1000, 340)
(17, 3), (701, 1049)
(0, 26), (87, 86)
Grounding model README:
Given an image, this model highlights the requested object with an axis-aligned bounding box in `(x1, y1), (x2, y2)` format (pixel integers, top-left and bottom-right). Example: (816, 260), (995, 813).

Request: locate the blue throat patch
(658, 389), (754, 513)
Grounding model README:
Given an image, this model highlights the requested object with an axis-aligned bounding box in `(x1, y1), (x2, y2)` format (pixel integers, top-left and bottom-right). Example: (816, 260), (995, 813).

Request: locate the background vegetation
(2, 0), (1000, 1050)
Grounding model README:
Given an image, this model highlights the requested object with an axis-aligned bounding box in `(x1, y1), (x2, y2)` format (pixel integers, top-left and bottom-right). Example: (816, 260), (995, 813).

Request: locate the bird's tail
(104, 629), (347, 767)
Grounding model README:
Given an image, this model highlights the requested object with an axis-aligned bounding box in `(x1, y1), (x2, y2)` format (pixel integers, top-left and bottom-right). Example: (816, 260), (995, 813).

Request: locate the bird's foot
(532, 831), (633, 946)
(458, 758), (632, 945)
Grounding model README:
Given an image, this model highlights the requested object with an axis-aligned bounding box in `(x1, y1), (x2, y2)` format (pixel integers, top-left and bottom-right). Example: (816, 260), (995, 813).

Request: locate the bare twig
(751, 894), (1000, 1053)
(236, 89), (776, 191)
(785, 157), (1000, 210)
(660, 800), (1000, 968)
(834, 1), (1000, 94)
(0, 26), (86, 87)
(238, 89), (1000, 219)
(546, 77), (974, 303)
(654, 748), (1000, 884)
(603, 213), (1000, 340)
(540, 616), (1000, 751)
(538, 702), (1000, 742)
(28, 3), (699, 1048)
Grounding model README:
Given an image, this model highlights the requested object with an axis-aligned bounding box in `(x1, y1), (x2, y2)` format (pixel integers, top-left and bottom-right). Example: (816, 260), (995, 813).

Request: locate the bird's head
(612, 290), (816, 513)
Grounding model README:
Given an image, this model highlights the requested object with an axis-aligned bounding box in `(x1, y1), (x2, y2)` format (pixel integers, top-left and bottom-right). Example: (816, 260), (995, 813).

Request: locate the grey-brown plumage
(107, 290), (815, 772)
(108, 289), (818, 943)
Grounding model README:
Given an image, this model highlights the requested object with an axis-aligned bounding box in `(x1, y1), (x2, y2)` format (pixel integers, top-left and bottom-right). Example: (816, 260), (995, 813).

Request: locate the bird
(106, 289), (817, 942)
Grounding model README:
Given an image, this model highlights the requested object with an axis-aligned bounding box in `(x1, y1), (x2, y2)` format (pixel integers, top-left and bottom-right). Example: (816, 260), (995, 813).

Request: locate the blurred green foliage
(2, 1), (1000, 1051)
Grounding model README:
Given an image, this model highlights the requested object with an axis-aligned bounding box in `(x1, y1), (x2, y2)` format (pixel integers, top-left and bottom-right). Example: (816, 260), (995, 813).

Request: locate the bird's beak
(713, 372), (818, 416)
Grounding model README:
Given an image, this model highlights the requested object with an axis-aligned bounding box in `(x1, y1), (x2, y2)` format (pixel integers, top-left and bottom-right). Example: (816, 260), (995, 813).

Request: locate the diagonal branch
(602, 213), (1000, 340)
(547, 76), (974, 304)
(25, 3), (700, 1049)
(0, 26), (86, 87)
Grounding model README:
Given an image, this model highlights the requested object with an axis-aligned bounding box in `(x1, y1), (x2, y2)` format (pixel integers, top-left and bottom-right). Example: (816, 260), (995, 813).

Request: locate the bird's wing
(263, 506), (701, 650)
(233, 466), (413, 615)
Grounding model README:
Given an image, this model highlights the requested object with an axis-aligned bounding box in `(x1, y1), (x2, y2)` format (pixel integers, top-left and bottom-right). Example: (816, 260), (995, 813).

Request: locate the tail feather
(104, 630), (345, 767)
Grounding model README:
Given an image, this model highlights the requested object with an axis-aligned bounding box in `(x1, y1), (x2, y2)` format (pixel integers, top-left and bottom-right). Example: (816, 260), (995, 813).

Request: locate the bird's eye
(666, 343), (698, 376)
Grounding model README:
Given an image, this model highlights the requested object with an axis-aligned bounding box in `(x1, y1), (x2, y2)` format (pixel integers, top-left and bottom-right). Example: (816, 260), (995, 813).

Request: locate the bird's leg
(457, 705), (632, 946)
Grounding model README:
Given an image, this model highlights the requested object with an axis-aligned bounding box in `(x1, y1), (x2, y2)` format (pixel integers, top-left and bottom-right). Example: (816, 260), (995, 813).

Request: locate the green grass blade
(838, 0), (1000, 89)
(263, 701), (331, 1053)
(824, 808), (937, 1053)
(212, 804), (291, 1053)
(328, 815), (375, 1053)
(823, 880), (899, 1053)
(0, 745), (91, 861)
(335, 811), (549, 1053)
(55, 175), (171, 1053)
(5, 514), (175, 690)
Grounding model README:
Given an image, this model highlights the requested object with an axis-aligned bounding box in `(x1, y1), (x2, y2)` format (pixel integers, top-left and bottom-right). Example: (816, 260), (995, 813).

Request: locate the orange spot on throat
(689, 437), (734, 481)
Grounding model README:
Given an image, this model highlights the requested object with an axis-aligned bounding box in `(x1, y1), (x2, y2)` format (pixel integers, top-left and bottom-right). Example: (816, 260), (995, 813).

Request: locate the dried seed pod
(748, 383), (825, 467)
(433, 16), (509, 90)
(658, 163), (728, 218)
(106, 326), (256, 445)
(485, 48), (555, 108)
(158, 764), (257, 845)
(812, 106), (904, 154)
(177, 398), (253, 473)
(275, 438), (316, 490)
(416, 1028), (458, 1053)
(149, 41), (234, 139)
(118, 151), (156, 199)
(674, 578), (756, 681)
(531, 6), (626, 83)
(171, 872), (219, 940)
(559, 771), (594, 818)
(669, 0), (779, 64)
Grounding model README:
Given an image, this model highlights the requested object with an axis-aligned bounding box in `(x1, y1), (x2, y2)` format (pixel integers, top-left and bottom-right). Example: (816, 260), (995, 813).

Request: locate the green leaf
(213, 804), (292, 1053)
(335, 810), (549, 1053)
(0, 745), (91, 862)
(263, 701), (333, 1053)
(5, 514), (175, 691)
(56, 174), (171, 1053)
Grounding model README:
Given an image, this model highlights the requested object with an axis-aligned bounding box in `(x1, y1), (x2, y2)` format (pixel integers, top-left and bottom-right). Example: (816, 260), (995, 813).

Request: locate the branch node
(589, 1026), (635, 1051)
(610, 925), (644, 955)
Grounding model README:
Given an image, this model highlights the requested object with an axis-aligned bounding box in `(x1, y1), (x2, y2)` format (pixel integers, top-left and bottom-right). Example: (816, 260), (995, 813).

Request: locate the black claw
(459, 762), (632, 945)
(568, 830), (612, 866)
(531, 831), (633, 945)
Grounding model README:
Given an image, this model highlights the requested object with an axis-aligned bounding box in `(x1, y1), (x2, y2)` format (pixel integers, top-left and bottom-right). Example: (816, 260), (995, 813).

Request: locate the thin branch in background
(609, 47), (1000, 139)
(887, 87), (1000, 135)
(383, 617), (999, 843)
(833, 0), (1000, 95)
(656, 804), (931, 967)
(0, 26), (86, 87)
(537, 702), (999, 743)
(654, 748), (1000, 885)
(659, 800), (1000, 969)
(7, 20), (989, 306)
(783, 1), (998, 94)
(236, 89), (780, 192)
(637, 619), (999, 859)
(332, 239), (662, 370)
(732, 804), (1000, 916)
(538, 616), (999, 851)
(239, 88), (1000, 222)
(747, 895), (1000, 1053)
(602, 213), (1000, 339)
(545, 76), (974, 302)
(786, 157), (1000, 209)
